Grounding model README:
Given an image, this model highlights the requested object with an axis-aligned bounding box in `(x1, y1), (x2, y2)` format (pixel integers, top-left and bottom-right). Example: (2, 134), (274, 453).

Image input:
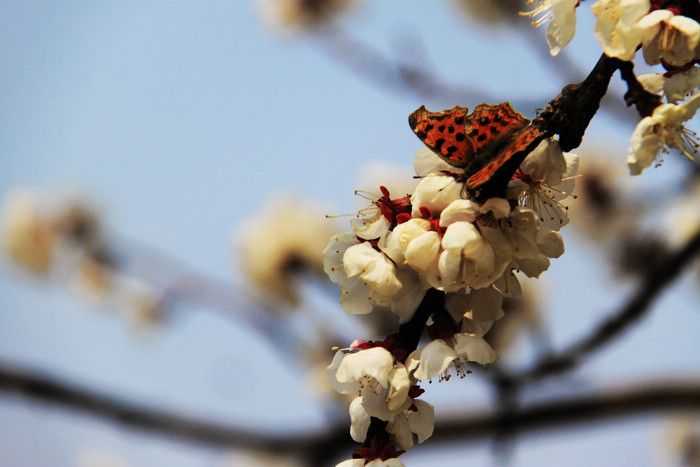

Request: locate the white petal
(380, 219), (430, 264)
(407, 400), (435, 443)
(447, 287), (504, 323)
(387, 414), (414, 451)
(627, 116), (662, 175)
(391, 269), (427, 323)
(592, 0), (649, 61)
(479, 198), (511, 219)
(414, 147), (463, 177)
(366, 459), (405, 467)
(413, 339), (457, 380)
(323, 233), (360, 284)
(362, 387), (395, 421)
(442, 221), (480, 250)
(453, 334), (497, 364)
(517, 255), (551, 278)
(340, 279), (374, 315)
(537, 229), (565, 258)
(336, 460), (365, 467)
(387, 365), (411, 411)
(349, 396), (371, 442)
(352, 211), (391, 240)
(411, 175), (462, 217)
(439, 199), (480, 227)
(546, 0), (578, 56)
(405, 231), (441, 272)
(336, 347), (395, 388)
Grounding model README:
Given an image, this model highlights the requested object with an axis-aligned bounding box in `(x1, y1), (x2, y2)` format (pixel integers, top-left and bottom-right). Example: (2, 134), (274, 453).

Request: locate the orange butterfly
(409, 102), (547, 198)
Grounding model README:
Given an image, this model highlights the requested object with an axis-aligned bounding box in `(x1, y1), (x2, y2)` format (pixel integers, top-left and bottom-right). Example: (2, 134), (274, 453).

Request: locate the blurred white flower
(259, 0), (357, 31)
(521, 0), (579, 56)
(238, 196), (336, 307)
(2, 191), (55, 275)
(627, 92), (700, 175)
(452, 0), (522, 24)
(639, 10), (700, 66)
(592, 0), (650, 60)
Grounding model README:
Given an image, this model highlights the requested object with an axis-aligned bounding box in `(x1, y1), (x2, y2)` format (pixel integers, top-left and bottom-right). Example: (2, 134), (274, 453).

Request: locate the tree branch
(510, 228), (700, 384)
(1, 360), (699, 458)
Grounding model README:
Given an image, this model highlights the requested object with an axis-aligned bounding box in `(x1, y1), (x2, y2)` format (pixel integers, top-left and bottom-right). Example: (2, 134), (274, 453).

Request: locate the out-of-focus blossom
(521, 0), (579, 56)
(224, 452), (304, 467)
(259, 0), (357, 31)
(2, 191), (56, 274)
(568, 155), (638, 242)
(664, 418), (700, 467)
(452, 0), (522, 24)
(486, 278), (543, 354)
(239, 196), (337, 307)
(627, 92), (700, 175)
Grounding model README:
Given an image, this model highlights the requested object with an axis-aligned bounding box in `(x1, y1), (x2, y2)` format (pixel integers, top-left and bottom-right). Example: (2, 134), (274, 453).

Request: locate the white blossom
(508, 139), (579, 231)
(592, 0), (650, 60)
(627, 92), (700, 175)
(639, 10), (700, 67)
(521, 0), (578, 56)
(410, 174), (462, 217)
(259, 0), (357, 31)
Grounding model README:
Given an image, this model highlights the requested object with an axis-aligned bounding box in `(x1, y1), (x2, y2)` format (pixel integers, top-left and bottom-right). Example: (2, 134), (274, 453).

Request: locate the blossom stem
(617, 60), (663, 117)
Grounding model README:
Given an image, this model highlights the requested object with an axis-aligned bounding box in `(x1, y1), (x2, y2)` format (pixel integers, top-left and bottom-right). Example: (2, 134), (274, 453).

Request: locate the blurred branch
(116, 237), (305, 362)
(314, 27), (543, 111)
(314, 26), (632, 122)
(1, 360), (699, 458)
(508, 228), (700, 385)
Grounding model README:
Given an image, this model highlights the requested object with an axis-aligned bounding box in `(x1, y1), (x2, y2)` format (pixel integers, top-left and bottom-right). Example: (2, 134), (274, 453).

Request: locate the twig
(510, 228), (700, 384)
(314, 27), (544, 112)
(1, 360), (699, 457)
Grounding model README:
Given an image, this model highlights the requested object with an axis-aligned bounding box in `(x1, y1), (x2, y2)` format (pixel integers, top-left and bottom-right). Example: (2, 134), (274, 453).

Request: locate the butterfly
(408, 102), (548, 199)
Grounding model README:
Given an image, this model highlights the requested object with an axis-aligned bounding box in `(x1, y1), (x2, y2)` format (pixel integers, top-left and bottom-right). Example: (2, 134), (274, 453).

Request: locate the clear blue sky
(0, 2), (697, 466)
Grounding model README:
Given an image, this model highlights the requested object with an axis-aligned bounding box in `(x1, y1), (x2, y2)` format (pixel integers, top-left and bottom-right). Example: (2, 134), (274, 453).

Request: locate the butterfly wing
(464, 102), (530, 155)
(466, 125), (547, 193)
(409, 105), (474, 168)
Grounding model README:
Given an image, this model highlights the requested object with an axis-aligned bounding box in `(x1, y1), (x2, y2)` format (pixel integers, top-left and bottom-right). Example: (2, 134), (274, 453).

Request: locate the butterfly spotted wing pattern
(466, 125), (547, 190)
(463, 103), (529, 156)
(409, 102), (530, 169)
(408, 105), (472, 167)
(409, 102), (549, 200)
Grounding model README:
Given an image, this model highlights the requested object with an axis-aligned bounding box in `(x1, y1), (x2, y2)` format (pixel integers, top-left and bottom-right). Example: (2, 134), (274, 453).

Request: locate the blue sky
(0, 1), (697, 466)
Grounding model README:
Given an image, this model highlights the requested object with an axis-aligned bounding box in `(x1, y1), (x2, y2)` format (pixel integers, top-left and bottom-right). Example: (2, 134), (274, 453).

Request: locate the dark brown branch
(618, 60), (663, 117)
(1, 360), (699, 458)
(510, 228), (700, 384)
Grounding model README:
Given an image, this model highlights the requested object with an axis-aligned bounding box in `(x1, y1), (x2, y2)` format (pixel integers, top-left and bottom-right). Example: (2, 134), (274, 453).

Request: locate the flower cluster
(525, 1), (700, 175)
(323, 139), (578, 465)
(525, 0), (700, 65)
